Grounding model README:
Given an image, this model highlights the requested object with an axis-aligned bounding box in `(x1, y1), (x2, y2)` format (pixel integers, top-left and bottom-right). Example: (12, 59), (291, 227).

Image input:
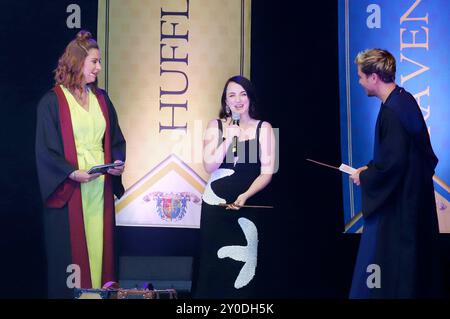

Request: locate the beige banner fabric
(97, 0), (251, 227)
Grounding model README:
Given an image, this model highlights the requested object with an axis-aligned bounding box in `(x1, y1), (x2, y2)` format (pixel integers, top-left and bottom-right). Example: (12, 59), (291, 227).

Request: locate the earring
(225, 105), (231, 115)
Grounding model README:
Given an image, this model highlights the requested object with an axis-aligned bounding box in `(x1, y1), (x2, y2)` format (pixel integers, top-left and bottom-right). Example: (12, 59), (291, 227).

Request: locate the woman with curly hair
(35, 30), (126, 298)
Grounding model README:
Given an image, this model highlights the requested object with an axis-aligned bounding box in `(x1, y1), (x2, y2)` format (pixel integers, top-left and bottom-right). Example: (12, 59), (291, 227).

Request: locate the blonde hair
(355, 49), (396, 83)
(54, 30), (99, 94)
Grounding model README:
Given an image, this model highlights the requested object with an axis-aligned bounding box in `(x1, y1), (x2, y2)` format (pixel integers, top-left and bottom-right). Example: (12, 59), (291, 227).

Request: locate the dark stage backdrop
(2, 0), (448, 299)
(250, 1), (359, 297)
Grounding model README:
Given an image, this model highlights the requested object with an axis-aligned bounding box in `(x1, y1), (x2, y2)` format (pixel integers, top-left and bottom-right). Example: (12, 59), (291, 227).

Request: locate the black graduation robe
(35, 86), (126, 298)
(349, 86), (442, 299)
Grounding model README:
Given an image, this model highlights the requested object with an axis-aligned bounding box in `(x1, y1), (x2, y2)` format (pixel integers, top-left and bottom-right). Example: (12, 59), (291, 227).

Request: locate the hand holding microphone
(230, 112), (240, 157)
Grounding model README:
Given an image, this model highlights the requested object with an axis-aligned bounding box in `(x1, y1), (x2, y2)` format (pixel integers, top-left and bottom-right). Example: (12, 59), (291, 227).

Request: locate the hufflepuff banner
(97, 0), (251, 228)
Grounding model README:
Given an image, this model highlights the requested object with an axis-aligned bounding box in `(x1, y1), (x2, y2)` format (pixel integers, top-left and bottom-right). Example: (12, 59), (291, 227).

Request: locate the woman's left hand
(226, 193), (249, 210)
(107, 160), (125, 176)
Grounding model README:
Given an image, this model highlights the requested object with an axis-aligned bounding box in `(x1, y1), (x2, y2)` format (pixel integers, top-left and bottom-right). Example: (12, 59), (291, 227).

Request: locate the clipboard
(87, 162), (124, 174)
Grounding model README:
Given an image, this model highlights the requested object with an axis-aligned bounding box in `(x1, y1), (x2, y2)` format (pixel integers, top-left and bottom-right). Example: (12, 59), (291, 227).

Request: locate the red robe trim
(46, 86), (116, 288)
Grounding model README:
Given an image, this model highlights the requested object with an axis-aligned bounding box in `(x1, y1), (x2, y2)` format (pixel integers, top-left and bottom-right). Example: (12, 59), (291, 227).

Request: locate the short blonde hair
(355, 49), (396, 83)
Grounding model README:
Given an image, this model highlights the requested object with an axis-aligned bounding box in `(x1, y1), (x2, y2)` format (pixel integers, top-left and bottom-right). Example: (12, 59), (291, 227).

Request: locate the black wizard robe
(350, 86), (442, 299)
(35, 86), (126, 298)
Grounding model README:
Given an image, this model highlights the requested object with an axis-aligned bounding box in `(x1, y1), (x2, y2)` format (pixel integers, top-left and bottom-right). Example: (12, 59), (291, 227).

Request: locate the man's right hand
(350, 166), (368, 186)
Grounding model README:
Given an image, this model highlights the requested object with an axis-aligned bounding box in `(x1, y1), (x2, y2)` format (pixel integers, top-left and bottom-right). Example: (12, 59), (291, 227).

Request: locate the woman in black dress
(193, 76), (276, 298)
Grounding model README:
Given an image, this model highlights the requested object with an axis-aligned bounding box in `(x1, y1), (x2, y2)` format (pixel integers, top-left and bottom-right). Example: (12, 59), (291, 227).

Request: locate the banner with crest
(97, 0), (251, 227)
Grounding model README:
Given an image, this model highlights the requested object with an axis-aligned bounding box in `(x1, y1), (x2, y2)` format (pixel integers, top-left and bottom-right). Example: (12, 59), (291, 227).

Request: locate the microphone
(231, 112), (240, 158)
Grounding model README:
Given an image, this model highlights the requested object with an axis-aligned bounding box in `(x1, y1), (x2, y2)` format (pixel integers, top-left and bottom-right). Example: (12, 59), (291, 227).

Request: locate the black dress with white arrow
(193, 119), (265, 299)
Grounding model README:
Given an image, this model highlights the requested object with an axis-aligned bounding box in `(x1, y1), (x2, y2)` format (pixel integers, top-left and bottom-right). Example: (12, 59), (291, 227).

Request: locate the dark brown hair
(219, 75), (258, 119)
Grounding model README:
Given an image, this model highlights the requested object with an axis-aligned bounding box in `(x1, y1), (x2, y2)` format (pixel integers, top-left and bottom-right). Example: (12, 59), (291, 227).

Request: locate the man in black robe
(349, 48), (442, 298)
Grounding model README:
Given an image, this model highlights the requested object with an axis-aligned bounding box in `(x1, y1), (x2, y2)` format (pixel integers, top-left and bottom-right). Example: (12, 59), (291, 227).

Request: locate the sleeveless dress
(193, 119), (265, 298)
(61, 86), (105, 289)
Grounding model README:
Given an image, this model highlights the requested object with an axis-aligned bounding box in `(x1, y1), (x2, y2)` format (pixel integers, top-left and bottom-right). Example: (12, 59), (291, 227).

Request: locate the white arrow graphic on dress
(217, 217), (258, 289)
(202, 168), (235, 205)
